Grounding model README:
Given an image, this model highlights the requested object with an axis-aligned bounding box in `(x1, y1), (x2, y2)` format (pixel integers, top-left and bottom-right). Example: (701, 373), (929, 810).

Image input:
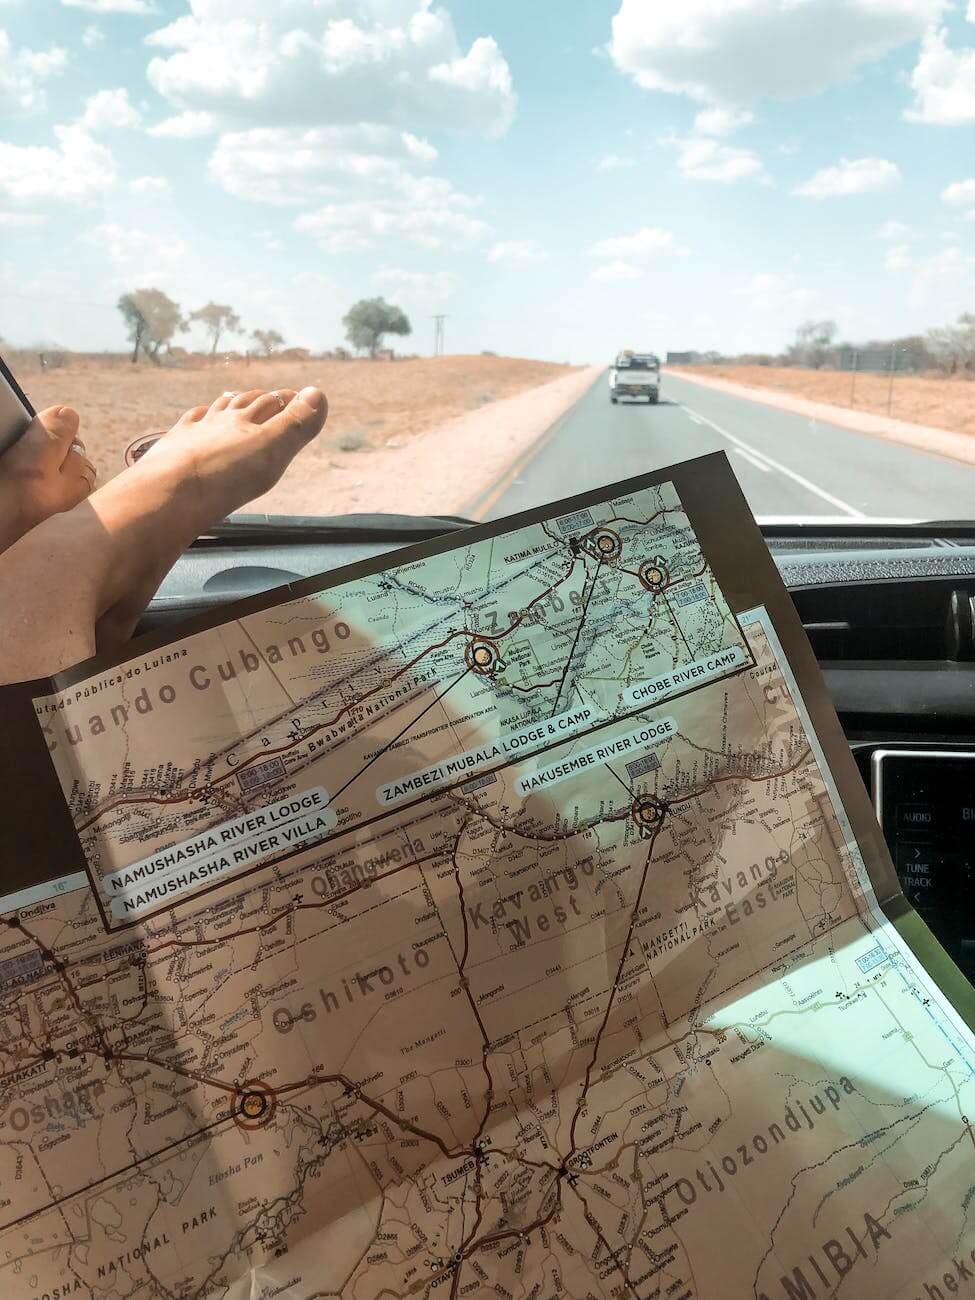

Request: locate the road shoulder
(667, 368), (975, 468)
(252, 365), (602, 517)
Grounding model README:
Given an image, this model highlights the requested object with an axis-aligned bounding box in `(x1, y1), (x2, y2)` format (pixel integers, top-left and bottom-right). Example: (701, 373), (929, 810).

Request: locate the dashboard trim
(871, 746), (975, 822)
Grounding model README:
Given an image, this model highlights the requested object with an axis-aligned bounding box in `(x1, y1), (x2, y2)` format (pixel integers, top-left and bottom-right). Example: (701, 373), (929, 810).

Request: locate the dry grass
(14, 353), (575, 485)
(674, 365), (975, 437)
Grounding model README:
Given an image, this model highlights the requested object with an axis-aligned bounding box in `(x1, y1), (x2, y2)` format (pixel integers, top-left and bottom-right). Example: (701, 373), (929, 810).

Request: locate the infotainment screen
(873, 748), (975, 982)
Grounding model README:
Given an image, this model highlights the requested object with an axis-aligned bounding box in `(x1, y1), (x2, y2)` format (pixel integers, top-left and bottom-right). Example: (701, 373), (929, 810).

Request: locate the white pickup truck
(609, 351), (661, 404)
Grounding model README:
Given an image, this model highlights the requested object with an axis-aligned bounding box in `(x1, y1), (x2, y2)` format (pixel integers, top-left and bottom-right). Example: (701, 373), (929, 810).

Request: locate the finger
(30, 406), (81, 466)
(247, 389), (297, 424)
(208, 391), (238, 415)
(66, 451), (98, 490)
(228, 389), (265, 410)
(60, 455), (97, 507)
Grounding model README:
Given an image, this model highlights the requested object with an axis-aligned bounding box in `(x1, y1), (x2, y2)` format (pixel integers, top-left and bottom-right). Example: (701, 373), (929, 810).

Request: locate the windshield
(2, 1), (975, 526)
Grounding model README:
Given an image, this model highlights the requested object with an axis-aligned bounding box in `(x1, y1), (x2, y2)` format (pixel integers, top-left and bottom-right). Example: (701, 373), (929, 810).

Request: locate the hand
(0, 406), (96, 554)
(0, 387), (328, 684)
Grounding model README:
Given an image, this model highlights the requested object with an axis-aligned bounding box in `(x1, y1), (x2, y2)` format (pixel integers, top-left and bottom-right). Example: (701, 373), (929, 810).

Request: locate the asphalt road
(474, 370), (975, 523)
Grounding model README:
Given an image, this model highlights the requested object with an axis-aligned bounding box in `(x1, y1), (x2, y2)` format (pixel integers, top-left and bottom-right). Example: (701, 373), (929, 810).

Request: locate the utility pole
(432, 315), (447, 357)
(887, 344), (899, 415)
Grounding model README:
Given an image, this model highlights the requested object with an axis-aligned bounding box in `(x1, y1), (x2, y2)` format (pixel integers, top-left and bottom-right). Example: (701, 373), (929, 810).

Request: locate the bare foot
(0, 406), (96, 553)
(0, 386), (327, 683)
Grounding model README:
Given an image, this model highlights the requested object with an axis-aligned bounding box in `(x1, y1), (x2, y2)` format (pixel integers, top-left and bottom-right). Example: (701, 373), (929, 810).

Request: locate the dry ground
(14, 353), (575, 486)
(673, 365), (975, 438)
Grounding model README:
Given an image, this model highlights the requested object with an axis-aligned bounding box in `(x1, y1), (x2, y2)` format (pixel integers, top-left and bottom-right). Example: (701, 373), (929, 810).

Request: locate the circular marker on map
(234, 1079), (277, 1130)
(631, 797), (664, 832)
(465, 638), (501, 676)
(583, 528), (622, 562)
(638, 558), (670, 593)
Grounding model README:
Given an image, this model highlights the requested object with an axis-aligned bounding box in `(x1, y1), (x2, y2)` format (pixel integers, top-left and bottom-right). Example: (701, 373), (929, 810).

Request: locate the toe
(247, 389), (297, 423)
(228, 389), (265, 410)
(179, 404), (210, 426)
(208, 392), (238, 415)
(262, 386), (328, 455)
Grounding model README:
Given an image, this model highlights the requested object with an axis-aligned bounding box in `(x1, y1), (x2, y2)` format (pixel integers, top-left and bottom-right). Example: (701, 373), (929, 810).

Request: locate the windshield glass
(3, 1), (975, 525)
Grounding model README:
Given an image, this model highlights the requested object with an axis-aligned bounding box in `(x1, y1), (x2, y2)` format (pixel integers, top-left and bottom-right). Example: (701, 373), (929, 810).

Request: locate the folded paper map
(0, 452), (972, 1300)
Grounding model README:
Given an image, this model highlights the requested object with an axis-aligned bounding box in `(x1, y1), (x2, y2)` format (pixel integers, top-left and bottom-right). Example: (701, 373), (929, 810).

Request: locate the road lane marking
(686, 412), (704, 425)
(684, 405), (865, 518)
(733, 447), (772, 474)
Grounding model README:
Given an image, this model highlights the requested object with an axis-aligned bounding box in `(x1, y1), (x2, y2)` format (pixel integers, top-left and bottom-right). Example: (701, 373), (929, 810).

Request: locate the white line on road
(686, 412), (704, 425)
(683, 405), (866, 518)
(733, 447), (772, 474)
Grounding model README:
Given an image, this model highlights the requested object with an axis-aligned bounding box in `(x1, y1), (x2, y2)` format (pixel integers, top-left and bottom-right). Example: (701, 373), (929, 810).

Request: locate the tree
(927, 314), (975, 374)
(788, 319), (838, 369)
(342, 297), (411, 358)
(251, 328), (285, 356)
(117, 288), (184, 364)
(188, 302), (242, 355)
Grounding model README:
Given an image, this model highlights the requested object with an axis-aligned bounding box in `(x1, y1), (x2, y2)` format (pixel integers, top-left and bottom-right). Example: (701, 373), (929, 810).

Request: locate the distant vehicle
(609, 351), (660, 404)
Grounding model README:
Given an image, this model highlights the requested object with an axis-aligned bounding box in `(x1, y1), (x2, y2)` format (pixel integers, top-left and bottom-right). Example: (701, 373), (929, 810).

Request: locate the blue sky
(0, 0), (973, 362)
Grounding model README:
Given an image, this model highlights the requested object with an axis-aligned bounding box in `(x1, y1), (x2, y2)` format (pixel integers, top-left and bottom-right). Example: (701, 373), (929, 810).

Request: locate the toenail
(299, 386), (325, 412)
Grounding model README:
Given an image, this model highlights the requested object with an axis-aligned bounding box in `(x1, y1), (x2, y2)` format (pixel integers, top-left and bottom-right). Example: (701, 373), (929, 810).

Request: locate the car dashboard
(138, 516), (975, 989)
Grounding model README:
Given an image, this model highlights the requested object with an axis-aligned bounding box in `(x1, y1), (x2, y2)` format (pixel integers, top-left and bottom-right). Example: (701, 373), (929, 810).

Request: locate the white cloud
(488, 239), (549, 263)
(910, 245), (975, 297)
(608, 0), (946, 104)
(672, 135), (764, 182)
(942, 178), (975, 208)
(905, 26), (975, 125)
(128, 174), (170, 193)
(0, 124), (116, 202)
(402, 131), (437, 162)
(62, 0), (155, 12)
(146, 109), (215, 138)
(373, 267), (454, 301)
(692, 106), (754, 136)
(745, 270), (821, 311)
(145, 1), (515, 138)
(211, 124), (488, 251)
(872, 242), (975, 303)
(0, 211), (47, 227)
(885, 243), (912, 271)
(588, 226), (682, 260)
(597, 153), (634, 170)
(794, 156), (901, 197)
(590, 261), (643, 282)
(80, 87), (141, 131)
(81, 25), (104, 47)
(0, 30), (67, 114)
(877, 219), (912, 239)
(427, 36), (515, 132)
(296, 199), (487, 253)
(87, 221), (187, 283)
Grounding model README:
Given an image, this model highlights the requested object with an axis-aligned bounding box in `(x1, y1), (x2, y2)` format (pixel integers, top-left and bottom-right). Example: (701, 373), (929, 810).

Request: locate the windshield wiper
(200, 512), (474, 545)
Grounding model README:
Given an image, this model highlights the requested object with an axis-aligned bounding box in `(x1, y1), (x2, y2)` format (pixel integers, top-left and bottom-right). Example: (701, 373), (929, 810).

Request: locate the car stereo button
(895, 802), (937, 834)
